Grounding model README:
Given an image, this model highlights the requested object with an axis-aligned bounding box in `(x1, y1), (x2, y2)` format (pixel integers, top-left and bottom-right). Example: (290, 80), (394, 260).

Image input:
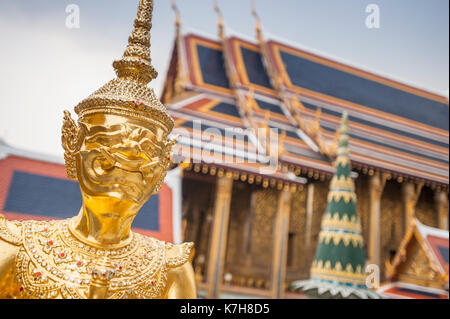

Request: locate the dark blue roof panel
(197, 45), (230, 89)
(280, 50), (449, 130)
(241, 47), (273, 89)
(211, 102), (241, 118)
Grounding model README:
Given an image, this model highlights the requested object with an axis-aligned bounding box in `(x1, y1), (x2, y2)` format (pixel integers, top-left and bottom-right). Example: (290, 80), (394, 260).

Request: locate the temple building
(161, 3), (449, 298)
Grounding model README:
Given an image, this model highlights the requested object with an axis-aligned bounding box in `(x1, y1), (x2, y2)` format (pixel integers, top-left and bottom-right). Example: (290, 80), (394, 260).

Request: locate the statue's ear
(165, 135), (178, 165)
(61, 110), (82, 179)
(152, 135), (178, 195)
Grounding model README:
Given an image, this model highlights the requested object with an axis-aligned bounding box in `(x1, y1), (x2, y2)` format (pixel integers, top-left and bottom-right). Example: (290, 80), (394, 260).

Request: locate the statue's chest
(14, 220), (169, 299)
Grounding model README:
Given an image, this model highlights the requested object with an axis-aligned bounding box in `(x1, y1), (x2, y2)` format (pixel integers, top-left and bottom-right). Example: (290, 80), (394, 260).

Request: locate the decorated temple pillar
(305, 183), (314, 251)
(368, 172), (387, 267)
(435, 190), (449, 230)
(402, 181), (423, 231)
(206, 174), (233, 298)
(270, 188), (292, 299)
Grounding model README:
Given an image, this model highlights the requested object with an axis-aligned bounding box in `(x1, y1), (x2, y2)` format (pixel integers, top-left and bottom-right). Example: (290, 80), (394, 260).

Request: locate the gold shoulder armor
(0, 215), (23, 246)
(165, 242), (195, 268)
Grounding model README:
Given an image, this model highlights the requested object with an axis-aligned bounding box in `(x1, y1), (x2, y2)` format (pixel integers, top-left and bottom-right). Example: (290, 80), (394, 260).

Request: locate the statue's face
(75, 113), (169, 208)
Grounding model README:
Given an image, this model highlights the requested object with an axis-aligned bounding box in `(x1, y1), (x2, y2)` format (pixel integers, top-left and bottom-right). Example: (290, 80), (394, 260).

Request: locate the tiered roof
(161, 13), (449, 189)
(289, 113), (380, 299)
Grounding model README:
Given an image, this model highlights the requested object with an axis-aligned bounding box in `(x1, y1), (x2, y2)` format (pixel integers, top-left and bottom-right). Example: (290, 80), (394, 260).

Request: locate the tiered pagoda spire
(290, 112), (380, 299)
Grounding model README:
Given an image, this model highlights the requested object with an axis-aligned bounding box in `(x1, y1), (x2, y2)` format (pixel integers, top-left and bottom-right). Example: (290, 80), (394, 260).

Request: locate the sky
(0, 0), (448, 158)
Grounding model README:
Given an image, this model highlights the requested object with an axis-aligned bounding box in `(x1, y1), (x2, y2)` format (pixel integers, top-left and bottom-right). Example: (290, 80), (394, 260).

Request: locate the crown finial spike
(214, 0), (224, 39)
(113, 0), (157, 84)
(251, 0), (262, 42)
(171, 0), (181, 28)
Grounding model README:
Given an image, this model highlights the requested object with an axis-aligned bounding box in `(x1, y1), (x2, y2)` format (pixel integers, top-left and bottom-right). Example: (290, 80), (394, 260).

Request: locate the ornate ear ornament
(153, 137), (177, 194)
(61, 110), (82, 179)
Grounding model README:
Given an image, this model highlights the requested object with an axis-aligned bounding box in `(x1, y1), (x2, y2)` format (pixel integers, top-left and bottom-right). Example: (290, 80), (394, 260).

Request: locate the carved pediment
(396, 240), (441, 288)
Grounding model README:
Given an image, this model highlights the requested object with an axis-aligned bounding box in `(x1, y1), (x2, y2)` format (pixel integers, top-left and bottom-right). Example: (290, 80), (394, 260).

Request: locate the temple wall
(355, 174), (370, 258)
(181, 175), (216, 283)
(224, 182), (253, 281)
(379, 180), (404, 279)
(306, 181), (329, 274)
(415, 186), (438, 227)
(248, 188), (278, 277)
(285, 186), (308, 281)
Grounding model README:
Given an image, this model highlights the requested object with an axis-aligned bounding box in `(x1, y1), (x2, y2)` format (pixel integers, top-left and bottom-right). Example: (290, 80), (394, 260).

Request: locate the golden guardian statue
(0, 0), (196, 299)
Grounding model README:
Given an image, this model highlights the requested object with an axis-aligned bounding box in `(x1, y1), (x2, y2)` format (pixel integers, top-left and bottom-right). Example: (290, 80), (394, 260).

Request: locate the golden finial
(113, 0), (157, 84)
(263, 110), (270, 127)
(292, 95), (305, 113)
(333, 127), (341, 148)
(214, 0), (225, 40)
(170, 0), (181, 28)
(245, 88), (258, 113)
(308, 107), (321, 137)
(251, 0), (263, 44)
(314, 107), (322, 125)
(278, 130), (286, 156)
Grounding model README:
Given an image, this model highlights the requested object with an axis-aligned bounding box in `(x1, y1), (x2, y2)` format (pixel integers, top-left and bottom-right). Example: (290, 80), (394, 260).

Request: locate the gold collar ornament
(13, 219), (193, 299)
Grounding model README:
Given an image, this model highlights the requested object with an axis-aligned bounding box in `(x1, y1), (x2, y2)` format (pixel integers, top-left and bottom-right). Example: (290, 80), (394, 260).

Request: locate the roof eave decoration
(250, 2), (334, 160)
(161, 0), (189, 104)
(212, 4), (272, 159)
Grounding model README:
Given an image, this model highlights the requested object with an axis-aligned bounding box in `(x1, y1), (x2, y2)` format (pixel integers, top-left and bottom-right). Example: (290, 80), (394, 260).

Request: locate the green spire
(290, 112), (379, 299)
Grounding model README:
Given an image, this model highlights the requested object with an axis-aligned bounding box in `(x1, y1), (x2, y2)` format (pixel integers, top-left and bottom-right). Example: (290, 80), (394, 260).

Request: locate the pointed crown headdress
(62, 0), (174, 180)
(73, 0), (173, 132)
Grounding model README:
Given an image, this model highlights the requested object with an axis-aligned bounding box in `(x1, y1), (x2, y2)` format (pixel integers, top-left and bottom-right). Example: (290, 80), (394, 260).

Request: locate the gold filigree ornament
(321, 212), (362, 234)
(14, 219), (193, 299)
(311, 260), (365, 285)
(0, 214), (22, 246)
(327, 190), (357, 203)
(329, 175), (355, 192)
(318, 230), (363, 247)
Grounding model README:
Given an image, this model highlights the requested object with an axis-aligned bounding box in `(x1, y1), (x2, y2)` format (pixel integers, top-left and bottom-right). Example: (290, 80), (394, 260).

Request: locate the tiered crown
(74, 0), (174, 132)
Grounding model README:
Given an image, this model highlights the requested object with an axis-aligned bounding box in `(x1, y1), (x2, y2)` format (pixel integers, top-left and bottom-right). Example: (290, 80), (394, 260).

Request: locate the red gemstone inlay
(119, 266), (122, 270)
(60, 253), (65, 257)
(36, 272), (41, 277)
(48, 241), (53, 245)
(19, 287), (23, 291)
(43, 228), (48, 232)
(77, 261), (82, 266)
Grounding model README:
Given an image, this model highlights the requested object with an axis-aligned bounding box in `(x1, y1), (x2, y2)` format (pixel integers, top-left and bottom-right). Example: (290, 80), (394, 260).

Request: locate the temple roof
(161, 26), (449, 188)
(380, 218), (449, 298)
(385, 218), (449, 282)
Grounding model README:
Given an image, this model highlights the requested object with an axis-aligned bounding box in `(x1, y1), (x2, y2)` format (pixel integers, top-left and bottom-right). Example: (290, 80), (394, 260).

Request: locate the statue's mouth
(78, 147), (160, 203)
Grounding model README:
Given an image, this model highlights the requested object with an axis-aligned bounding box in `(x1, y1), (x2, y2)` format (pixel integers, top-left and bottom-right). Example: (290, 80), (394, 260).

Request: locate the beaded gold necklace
(14, 219), (192, 299)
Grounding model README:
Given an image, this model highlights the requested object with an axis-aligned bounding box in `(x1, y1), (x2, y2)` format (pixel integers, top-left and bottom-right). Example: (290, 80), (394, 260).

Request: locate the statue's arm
(166, 261), (197, 299)
(0, 216), (21, 281)
(0, 240), (18, 280)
